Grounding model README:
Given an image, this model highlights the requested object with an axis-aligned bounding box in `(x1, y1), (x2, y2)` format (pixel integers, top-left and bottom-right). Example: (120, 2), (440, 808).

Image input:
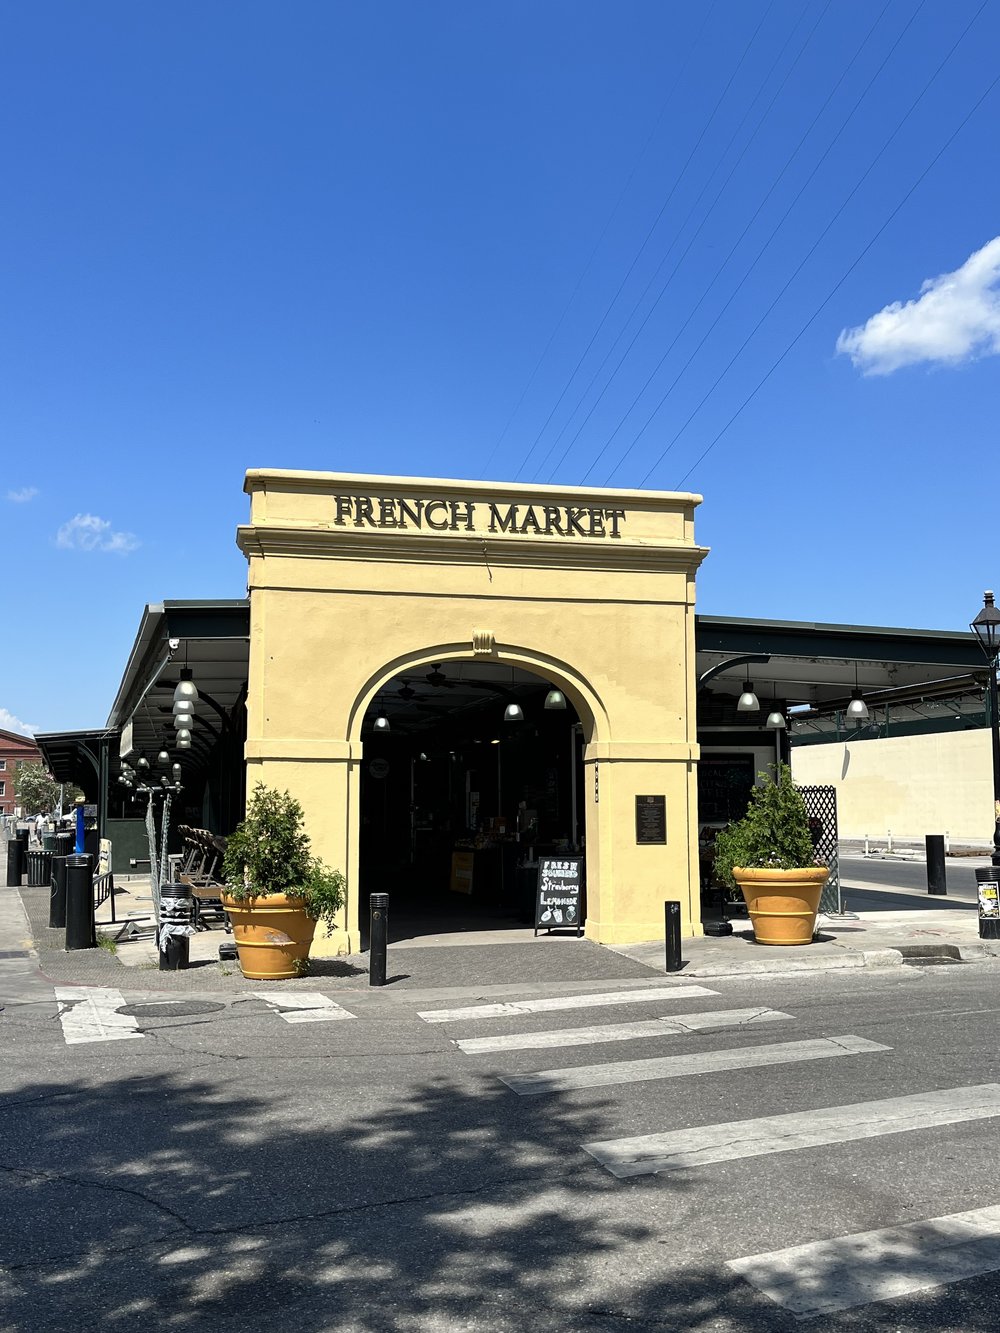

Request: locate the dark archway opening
(359, 660), (585, 943)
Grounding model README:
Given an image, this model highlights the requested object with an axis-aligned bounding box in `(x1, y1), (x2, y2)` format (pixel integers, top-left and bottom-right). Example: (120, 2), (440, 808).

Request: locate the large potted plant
(221, 782), (346, 980)
(712, 763), (827, 946)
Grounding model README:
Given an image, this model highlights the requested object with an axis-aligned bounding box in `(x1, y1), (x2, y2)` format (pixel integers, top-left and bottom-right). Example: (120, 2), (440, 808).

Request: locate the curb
(683, 949), (904, 979)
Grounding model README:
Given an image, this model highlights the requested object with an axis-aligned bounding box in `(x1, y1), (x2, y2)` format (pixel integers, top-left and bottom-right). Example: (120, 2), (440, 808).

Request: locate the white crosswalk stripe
(583, 1083), (1000, 1179)
(55, 986), (144, 1044)
(252, 991), (356, 1023)
(417, 985), (718, 1024)
(728, 1204), (1000, 1318)
(500, 1034), (889, 1096)
(455, 1006), (790, 1054)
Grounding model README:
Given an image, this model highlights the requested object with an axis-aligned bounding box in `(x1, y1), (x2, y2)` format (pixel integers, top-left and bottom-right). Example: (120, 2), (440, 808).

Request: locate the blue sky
(4, 1), (1000, 734)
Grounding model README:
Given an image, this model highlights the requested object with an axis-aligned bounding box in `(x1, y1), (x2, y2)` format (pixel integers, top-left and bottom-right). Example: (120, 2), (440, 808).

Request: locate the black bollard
(665, 899), (682, 973)
(49, 855), (68, 928)
(975, 868), (1000, 941)
(64, 853), (95, 950)
(159, 882), (192, 970)
(926, 835), (947, 895)
(15, 827), (28, 875)
(6, 838), (24, 887)
(369, 892), (388, 987)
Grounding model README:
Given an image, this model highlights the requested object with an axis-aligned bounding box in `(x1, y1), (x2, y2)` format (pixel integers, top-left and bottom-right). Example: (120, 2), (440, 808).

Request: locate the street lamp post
(970, 590), (1000, 870)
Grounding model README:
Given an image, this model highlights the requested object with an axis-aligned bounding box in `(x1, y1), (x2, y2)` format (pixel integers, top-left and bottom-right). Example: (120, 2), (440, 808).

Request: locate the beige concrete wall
(238, 469), (708, 952)
(791, 731), (994, 844)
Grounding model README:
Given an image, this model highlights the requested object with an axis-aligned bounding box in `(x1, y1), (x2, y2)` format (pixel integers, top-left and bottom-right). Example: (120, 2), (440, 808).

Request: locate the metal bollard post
(926, 835), (947, 895)
(664, 900), (682, 973)
(159, 881), (192, 970)
(975, 868), (1000, 940)
(15, 828), (28, 877)
(369, 893), (389, 987)
(64, 854), (95, 950)
(49, 855), (68, 928)
(6, 838), (24, 887)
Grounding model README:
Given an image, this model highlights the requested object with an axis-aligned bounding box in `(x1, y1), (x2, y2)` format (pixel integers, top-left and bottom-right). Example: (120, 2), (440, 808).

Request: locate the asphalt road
(840, 854), (984, 897)
(5, 954), (1000, 1330)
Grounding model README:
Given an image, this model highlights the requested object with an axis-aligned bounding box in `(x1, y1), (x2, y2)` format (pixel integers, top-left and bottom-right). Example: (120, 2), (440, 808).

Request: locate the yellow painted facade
(237, 469), (708, 954)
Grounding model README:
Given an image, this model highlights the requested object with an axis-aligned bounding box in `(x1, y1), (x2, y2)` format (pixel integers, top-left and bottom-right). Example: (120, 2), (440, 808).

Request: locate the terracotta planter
(220, 891), (317, 980)
(733, 866), (829, 946)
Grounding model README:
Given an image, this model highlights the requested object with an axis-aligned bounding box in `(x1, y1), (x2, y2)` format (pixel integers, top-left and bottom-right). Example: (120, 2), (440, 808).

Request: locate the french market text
(333, 495), (626, 539)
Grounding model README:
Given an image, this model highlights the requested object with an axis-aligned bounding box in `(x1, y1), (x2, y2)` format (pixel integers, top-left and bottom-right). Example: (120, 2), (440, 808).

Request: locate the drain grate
(116, 1000), (227, 1019)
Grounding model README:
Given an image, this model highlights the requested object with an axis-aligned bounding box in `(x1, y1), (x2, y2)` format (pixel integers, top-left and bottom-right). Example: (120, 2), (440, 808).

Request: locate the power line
(578, 0), (896, 486)
(529, 1), (821, 484)
(671, 52), (999, 487)
(476, 2), (718, 480)
(509, 1), (772, 481)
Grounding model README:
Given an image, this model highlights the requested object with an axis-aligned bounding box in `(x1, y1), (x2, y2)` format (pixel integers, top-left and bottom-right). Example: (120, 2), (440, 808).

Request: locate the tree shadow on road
(0, 1057), (993, 1332)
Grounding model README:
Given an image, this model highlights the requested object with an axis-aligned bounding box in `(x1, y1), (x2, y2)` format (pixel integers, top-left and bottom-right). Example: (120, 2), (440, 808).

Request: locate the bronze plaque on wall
(635, 794), (667, 844)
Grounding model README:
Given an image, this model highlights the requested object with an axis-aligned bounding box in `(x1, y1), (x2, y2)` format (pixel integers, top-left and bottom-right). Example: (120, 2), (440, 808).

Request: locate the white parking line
(583, 1083), (1000, 1179)
(455, 1007), (790, 1054)
(417, 986), (719, 1024)
(54, 987), (144, 1044)
(728, 1203), (1000, 1318)
(501, 1034), (889, 1096)
(252, 991), (356, 1023)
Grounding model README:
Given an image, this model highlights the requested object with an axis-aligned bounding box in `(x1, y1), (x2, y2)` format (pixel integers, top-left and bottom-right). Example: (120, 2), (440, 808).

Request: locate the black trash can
(975, 867), (1000, 940)
(49, 855), (68, 929)
(42, 832), (60, 854)
(26, 850), (53, 887)
(159, 881), (193, 970)
(65, 853), (95, 951)
(5, 838), (25, 887)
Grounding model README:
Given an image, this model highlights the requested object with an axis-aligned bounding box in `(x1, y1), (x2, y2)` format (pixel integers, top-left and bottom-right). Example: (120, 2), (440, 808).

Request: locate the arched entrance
(239, 468), (707, 954)
(355, 654), (595, 943)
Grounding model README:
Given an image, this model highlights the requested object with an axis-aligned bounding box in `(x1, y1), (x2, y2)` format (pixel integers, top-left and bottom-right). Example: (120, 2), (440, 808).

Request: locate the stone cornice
(236, 525), (709, 574)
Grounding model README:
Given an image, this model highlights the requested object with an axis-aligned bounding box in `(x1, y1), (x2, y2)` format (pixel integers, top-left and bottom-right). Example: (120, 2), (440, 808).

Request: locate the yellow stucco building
(237, 468), (708, 953)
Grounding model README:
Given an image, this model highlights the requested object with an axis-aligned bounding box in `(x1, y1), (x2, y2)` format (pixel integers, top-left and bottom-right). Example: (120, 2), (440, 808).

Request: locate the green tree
(12, 763), (83, 816)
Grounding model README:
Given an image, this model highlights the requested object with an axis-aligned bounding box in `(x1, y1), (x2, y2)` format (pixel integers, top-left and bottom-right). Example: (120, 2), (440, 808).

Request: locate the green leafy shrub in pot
(222, 782), (345, 929)
(712, 763), (817, 890)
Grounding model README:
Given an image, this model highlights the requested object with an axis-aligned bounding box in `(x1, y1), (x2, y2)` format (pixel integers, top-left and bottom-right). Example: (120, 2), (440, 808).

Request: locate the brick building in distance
(0, 728), (42, 816)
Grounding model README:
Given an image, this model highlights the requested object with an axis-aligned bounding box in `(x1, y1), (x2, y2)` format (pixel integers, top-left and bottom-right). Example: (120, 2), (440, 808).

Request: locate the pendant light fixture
(136, 752), (150, 774)
(504, 703), (524, 723)
(846, 663), (869, 721)
(175, 729), (192, 750)
(373, 710), (390, 732)
(736, 681), (760, 713)
(156, 744), (171, 767)
(172, 711), (192, 729)
(544, 689), (566, 710)
(171, 763), (182, 783)
(172, 666), (199, 708)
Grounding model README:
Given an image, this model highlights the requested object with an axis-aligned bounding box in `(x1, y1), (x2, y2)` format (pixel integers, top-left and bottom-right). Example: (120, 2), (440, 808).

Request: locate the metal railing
(94, 870), (116, 923)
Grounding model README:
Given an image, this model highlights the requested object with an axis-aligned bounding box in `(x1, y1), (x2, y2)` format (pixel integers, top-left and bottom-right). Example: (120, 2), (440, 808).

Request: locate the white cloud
(837, 235), (1000, 375)
(0, 708), (37, 737)
(56, 513), (140, 555)
(7, 486), (38, 503)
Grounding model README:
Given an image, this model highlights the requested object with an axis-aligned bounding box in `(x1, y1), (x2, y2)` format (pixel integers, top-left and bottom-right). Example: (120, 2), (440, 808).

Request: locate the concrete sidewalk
(3, 834), (998, 996)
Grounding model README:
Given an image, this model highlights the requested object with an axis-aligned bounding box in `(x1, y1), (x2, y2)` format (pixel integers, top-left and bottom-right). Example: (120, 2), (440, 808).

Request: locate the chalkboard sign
(635, 794), (667, 844)
(535, 856), (584, 937)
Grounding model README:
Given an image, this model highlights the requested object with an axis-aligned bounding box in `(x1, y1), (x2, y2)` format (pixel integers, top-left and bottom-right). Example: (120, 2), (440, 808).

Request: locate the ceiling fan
(425, 664), (457, 688)
(397, 680), (416, 701)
